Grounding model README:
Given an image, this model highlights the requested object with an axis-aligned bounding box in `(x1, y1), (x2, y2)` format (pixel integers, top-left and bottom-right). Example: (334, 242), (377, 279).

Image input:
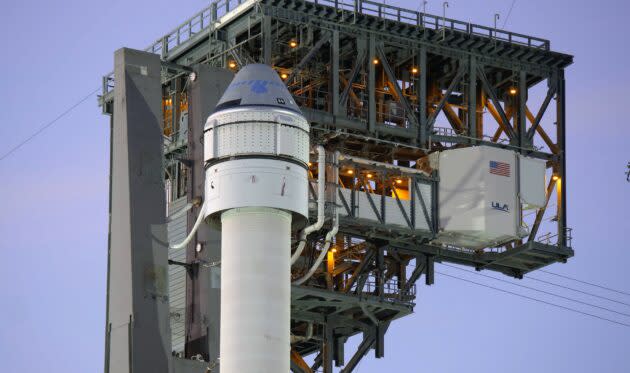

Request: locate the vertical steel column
(331, 30), (340, 116)
(262, 16), (272, 64)
(185, 65), (234, 364)
(556, 69), (567, 246)
(418, 45), (428, 146)
(468, 56), (477, 142)
(106, 48), (171, 373)
(368, 34), (376, 133)
(518, 70), (528, 151)
(376, 245), (385, 298)
(323, 324), (334, 373)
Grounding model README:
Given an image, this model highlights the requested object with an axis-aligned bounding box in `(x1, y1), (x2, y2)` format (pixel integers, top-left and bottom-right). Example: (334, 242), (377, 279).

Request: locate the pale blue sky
(0, 0), (628, 372)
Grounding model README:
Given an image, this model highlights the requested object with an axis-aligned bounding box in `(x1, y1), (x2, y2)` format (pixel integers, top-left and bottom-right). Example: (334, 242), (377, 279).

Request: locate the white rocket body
(202, 64), (309, 372)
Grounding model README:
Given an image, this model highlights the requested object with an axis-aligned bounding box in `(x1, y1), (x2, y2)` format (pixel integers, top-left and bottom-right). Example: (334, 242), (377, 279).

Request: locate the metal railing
(362, 278), (416, 302)
(102, 0), (251, 96)
(101, 0), (550, 97)
(313, 0), (549, 50)
(537, 228), (573, 247)
(432, 126), (544, 151)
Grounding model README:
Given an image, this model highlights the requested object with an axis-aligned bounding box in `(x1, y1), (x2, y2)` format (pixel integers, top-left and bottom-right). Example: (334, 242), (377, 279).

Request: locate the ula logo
(491, 201), (509, 213)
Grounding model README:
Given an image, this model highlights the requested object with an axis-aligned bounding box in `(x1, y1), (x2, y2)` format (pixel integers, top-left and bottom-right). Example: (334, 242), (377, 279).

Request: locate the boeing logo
(226, 79), (285, 94)
(491, 201), (510, 213)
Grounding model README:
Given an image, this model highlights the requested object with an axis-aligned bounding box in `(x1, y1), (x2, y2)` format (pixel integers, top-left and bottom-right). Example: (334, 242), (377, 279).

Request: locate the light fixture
(395, 179), (403, 184)
(552, 175), (559, 181)
(289, 40), (298, 48)
(366, 173), (373, 178)
(228, 60), (237, 69)
(308, 162), (313, 167)
(509, 87), (517, 95)
(411, 67), (419, 74)
(281, 73), (288, 79)
(331, 248), (337, 253)
(347, 169), (354, 175)
(372, 58), (379, 65)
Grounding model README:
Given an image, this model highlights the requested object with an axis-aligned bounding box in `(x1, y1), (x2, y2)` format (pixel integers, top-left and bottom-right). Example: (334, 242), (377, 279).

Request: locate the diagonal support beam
(339, 73), (362, 109)
(412, 181), (434, 234)
(362, 180), (384, 223)
(376, 44), (419, 130)
(339, 334), (375, 373)
(340, 49), (366, 108)
(402, 256), (425, 293)
(490, 106), (514, 142)
(526, 86), (557, 141)
(291, 349), (314, 373)
(427, 64), (466, 131)
(486, 101), (516, 141)
(528, 177), (556, 242)
(392, 185), (413, 229)
(526, 107), (560, 154)
(343, 249), (375, 293)
(477, 66), (517, 140)
(286, 31), (332, 84)
(442, 102), (464, 133)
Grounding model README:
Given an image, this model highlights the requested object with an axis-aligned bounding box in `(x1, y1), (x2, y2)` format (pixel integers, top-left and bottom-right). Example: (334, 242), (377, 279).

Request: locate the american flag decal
(489, 161), (511, 177)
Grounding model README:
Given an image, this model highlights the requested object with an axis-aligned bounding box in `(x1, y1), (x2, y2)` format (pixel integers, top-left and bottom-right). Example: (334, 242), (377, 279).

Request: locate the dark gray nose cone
(214, 64), (301, 114)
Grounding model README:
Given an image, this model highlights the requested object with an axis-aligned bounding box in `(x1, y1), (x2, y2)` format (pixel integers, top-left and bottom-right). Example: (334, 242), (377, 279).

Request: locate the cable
(437, 271), (630, 328)
(441, 264), (630, 306)
(539, 270), (630, 297)
(439, 264), (630, 318)
(502, 0), (516, 28)
(527, 276), (630, 307)
(0, 87), (101, 162)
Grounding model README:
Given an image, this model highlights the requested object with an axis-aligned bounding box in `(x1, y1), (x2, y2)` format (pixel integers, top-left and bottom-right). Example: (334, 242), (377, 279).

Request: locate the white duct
(293, 151), (340, 286)
(169, 202), (207, 250)
(290, 323), (313, 344)
(338, 153), (431, 176)
(291, 145), (326, 265)
(221, 207), (291, 372)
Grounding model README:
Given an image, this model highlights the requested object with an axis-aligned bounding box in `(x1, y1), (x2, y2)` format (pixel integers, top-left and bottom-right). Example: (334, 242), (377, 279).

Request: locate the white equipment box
(435, 146), (545, 249)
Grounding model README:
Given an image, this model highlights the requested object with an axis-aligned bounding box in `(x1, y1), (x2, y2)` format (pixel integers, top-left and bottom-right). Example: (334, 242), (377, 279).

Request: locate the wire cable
(502, 0), (517, 28)
(441, 264), (630, 306)
(437, 271), (630, 328)
(527, 275), (630, 307)
(539, 270), (630, 297)
(0, 87), (101, 162)
(439, 263), (630, 318)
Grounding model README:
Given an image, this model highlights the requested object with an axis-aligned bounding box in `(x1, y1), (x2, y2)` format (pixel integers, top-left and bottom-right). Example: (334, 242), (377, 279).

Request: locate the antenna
(441, 1), (449, 41)
(494, 13), (500, 46)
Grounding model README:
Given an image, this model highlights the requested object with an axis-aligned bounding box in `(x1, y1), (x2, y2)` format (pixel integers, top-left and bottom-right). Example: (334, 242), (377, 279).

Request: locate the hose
(291, 145), (326, 265)
(170, 201), (207, 250)
(293, 151), (339, 285)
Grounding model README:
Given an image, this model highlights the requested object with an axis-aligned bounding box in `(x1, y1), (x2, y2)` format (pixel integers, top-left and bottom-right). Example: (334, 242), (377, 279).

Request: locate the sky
(0, 0), (628, 372)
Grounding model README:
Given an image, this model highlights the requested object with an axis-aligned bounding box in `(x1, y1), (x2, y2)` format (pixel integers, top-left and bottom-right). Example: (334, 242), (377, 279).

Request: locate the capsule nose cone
(214, 64), (301, 114)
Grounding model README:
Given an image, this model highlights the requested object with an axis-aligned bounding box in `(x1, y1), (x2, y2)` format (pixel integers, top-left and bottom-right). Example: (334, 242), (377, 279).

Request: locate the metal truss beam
(340, 46), (366, 108)
(376, 43), (419, 132)
(339, 333), (374, 373)
(526, 85), (557, 141)
(427, 64), (466, 131)
(478, 65), (517, 140)
(526, 107), (559, 154)
(291, 349), (314, 373)
(286, 31), (332, 84)
(527, 177), (554, 241)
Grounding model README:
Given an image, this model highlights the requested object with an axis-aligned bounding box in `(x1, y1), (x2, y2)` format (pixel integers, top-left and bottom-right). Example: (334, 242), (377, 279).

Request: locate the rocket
(202, 64), (310, 372)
